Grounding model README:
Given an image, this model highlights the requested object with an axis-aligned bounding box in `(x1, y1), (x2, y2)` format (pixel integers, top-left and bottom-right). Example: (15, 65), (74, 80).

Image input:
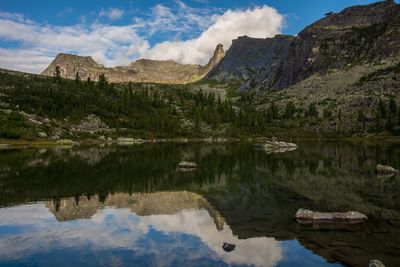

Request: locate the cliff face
(207, 0), (400, 91)
(41, 44), (225, 84)
(206, 36), (294, 82)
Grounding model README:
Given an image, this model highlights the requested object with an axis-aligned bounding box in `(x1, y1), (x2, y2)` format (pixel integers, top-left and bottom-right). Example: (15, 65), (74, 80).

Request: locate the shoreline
(1, 135), (400, 149)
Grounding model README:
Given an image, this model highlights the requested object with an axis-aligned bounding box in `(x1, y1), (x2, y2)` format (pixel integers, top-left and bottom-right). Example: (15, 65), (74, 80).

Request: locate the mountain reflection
(0, 192), (283, 267)
(0, 142), (400, 266)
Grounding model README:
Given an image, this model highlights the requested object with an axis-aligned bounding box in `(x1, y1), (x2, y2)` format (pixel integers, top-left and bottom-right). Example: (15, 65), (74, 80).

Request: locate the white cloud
(0, 17), (150, 72)
(99, 8), (124, 21)
(142, 6), (284, 65)
(0, 4), (283, 73)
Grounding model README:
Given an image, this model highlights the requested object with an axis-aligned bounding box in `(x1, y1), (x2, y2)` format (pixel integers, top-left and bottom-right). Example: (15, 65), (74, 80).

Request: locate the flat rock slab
(178, 161), (197, 169)
(295, 209), (368, 224)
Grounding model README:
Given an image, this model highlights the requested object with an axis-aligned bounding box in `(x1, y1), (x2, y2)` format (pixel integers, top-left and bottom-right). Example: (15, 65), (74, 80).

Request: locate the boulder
(38, 132), (48, 138)
(0, 144), (11, 149)
(295, 209), (368, 224)
(178, 161), (197, 169)
(222, 243), (236, 253)
(369, 260), (385, 267)
(376, 164), (399, 175)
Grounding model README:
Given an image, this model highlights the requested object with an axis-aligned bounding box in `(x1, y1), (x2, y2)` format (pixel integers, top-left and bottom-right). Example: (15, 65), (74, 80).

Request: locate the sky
(0, 0), (395, 73)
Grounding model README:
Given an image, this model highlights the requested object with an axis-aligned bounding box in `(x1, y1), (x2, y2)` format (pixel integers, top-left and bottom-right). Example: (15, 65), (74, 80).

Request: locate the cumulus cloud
(99, 8), (124, 20)
(0, 15), (149, 72)
(142, 6), (284, 65)
(0, 3), (284, 73)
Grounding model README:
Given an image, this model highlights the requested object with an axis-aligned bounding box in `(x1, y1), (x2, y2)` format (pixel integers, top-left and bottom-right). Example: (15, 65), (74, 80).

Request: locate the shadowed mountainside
(207, 0), (400, 91)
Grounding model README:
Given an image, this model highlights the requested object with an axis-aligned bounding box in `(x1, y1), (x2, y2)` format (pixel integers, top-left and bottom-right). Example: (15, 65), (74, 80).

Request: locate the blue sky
(0, 0), (396, 73)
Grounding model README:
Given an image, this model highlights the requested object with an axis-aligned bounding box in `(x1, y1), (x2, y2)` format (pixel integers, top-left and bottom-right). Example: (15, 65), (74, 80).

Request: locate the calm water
(0, 142), (399, 267)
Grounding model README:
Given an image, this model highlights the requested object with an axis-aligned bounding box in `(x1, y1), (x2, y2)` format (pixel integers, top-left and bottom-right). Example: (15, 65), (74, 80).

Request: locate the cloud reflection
(0, 201), (282, 267)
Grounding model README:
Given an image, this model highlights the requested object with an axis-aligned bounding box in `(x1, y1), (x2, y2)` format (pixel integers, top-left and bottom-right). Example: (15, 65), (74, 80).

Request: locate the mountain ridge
(207, 0), (400, 91)
(41, 44), (225, 84)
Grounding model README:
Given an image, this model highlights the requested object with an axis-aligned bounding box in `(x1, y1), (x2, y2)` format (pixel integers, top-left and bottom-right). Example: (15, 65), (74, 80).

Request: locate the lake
(0, 142), (399, 267)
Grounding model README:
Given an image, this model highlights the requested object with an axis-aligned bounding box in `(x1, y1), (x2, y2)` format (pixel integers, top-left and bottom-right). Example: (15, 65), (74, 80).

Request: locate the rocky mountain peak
(202, 44), (225, 74)
(303, 0), (398, 33)
(41, 43), (226, 84)
(208, 0), (400, 91)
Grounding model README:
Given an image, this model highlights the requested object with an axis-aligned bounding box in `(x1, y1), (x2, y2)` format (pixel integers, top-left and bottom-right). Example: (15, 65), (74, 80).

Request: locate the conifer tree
(53, 66), (61, 84)
(75, 72), (80, 83)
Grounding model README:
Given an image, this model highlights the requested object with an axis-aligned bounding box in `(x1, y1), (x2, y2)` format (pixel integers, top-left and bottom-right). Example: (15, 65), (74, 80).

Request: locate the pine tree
(323, 109), (332, 118)
(75, 72), (80, 83)
(53, 66), (61, 84)
(378, 98), (386, 119)
(357, 110), (365, 131)
(284, 101), (295, 119)
(389, 97), (397, 115)
(307, 103), (318, 118)
(98, 74), (107, 90)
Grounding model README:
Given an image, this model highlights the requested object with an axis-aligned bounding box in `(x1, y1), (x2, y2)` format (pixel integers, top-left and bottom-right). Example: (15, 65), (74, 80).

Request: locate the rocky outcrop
(207, 0), (400, 91)
(206, 35), (294, 83)
(295, 209), (368, 224)
(77, 114), (109, 133)
(41, 44), (225, 84)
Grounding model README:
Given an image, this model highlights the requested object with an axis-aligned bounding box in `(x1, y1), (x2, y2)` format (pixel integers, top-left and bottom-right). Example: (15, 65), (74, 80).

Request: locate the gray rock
(295, 209), (368, 224)
(178, 161), (197, 169)
(38, 132), (48, 138)
(369, 259), (385, 267)
(376, 164), (399, 175)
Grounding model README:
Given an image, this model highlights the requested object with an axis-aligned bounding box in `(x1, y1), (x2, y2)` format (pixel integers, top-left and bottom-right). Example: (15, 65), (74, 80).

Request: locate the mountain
(41, 44), (225, 84)
(207, 0), (400, 91)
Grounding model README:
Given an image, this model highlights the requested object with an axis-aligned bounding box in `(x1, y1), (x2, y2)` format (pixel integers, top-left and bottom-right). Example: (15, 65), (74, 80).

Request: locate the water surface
(0, 142), (399, 267)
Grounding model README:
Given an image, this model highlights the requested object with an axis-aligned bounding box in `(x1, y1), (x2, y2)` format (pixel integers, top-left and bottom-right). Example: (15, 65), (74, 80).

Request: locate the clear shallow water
(0, 142), (399, 267)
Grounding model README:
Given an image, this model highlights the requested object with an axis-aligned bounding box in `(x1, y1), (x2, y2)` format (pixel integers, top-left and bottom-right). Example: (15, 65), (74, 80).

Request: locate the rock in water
(376, 164), (399, 175)
(178, 161), (197, 169)
(295, 209), (368, 224)
(369, 259), (385, 267)
(222, 243), (236, 253)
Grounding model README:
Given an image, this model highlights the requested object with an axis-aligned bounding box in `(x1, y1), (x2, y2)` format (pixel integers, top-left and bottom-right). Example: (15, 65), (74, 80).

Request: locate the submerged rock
(295, 209), (368, 224)
(376, 164), (399, 175)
